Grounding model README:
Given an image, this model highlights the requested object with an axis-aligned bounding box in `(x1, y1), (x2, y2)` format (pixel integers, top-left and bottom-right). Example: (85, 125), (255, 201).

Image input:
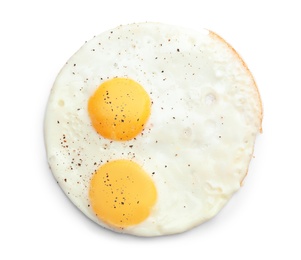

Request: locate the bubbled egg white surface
(44, 22), (262, 236)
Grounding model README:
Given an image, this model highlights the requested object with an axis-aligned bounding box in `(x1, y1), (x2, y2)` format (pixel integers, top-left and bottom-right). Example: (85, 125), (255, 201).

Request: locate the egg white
(44, 22), (262, 236)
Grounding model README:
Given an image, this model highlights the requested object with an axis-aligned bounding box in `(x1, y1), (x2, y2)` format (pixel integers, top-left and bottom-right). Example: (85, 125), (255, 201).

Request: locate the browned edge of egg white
(208, 30), (263, 186)
(208, 30), (263, 131)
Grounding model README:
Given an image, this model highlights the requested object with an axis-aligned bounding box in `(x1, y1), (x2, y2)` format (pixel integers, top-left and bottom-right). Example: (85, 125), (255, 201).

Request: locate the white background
(1, 0), (300, 259)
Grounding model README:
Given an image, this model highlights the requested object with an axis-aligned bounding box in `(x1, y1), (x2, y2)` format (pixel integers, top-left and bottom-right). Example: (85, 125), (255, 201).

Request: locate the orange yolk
(88, 78), (151, 141)
(89, 160), (157, 228)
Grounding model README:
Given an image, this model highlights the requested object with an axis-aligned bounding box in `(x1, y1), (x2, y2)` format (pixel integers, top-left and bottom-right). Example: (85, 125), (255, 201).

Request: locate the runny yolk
(89, 160), (157, 228)
(88, 78), (151, 141)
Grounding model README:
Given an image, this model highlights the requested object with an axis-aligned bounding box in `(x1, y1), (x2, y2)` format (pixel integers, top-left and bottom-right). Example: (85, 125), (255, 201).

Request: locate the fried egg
(44, 22), (262, 236)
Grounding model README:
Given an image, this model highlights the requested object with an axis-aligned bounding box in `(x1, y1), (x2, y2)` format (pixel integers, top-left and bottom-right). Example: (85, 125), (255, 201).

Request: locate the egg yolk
(88, 78), (151, 141)
(89, 160), (157, 228)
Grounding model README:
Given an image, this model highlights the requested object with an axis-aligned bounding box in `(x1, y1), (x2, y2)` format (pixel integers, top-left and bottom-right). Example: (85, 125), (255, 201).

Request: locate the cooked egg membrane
(44, 22), (262, 236)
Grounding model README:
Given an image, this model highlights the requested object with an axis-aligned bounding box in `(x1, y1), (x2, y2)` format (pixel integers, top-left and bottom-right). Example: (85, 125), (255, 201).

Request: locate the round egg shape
(44, 22), (262, 237)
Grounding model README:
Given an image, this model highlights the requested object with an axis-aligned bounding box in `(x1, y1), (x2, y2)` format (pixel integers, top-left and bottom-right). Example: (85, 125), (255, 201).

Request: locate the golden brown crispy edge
(208, 30), (263, 133)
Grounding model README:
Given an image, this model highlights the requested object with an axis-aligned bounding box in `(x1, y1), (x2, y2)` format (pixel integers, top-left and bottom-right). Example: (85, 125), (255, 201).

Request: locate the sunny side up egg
(44, 22), (262, 237)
